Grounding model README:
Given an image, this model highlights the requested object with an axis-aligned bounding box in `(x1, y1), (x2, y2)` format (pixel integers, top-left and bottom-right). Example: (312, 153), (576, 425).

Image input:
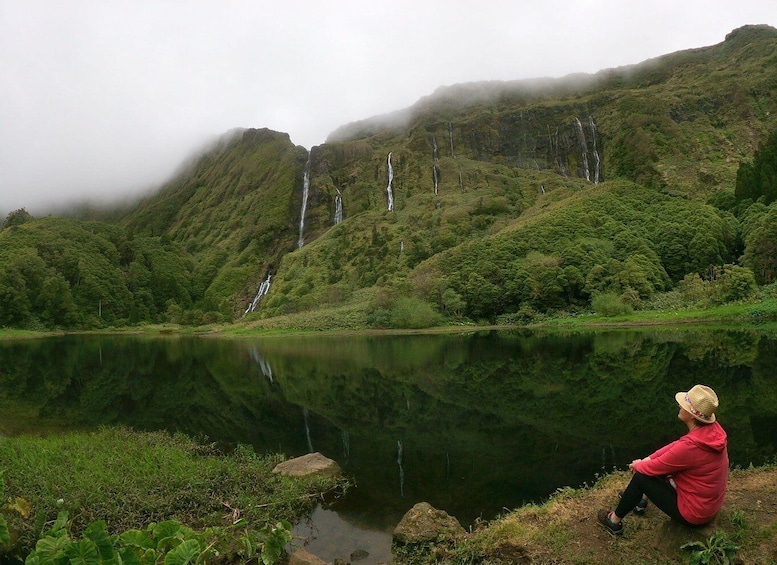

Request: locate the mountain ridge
(1, 25), (776, 329)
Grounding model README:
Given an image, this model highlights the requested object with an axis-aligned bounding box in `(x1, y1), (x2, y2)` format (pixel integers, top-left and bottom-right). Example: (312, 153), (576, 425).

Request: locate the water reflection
(2, 329), (777, 562)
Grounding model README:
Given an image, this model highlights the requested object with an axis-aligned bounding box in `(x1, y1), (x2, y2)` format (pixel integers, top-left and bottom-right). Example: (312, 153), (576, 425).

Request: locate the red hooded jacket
(633, 422), (728, 524)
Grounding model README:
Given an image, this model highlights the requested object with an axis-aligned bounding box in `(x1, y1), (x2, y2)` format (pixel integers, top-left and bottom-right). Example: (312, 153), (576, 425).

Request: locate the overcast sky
(1, 1), (775, 214)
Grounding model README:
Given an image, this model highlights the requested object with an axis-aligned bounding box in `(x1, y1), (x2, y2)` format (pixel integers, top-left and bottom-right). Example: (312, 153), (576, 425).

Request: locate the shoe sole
(597, 521), (623, 536)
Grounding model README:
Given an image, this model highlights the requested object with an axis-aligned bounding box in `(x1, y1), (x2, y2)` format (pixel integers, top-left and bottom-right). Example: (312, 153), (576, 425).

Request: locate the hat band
(685, 393), (709, 420)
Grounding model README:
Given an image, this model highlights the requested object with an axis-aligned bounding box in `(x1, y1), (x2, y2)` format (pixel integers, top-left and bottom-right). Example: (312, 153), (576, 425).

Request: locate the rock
(393, 502), (466, 545)
(289, 548), (328, 565)
(272, 452), (341, 478)
(350, 548), (369, 561)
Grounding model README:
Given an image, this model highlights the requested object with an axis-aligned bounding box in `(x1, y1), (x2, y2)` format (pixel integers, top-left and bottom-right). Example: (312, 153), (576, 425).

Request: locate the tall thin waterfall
(575, 118), (591, 182)
(386, 152), (394, 211)
(248, 346), (274, 383)
(589, 115), (601, 184)
(433, 165), (439, 195)
(244, 273), (272, 315)
(303, 407), (314, 453)
(432, 135), (439, 161)
(397, 439), (405, 497)
(341, 429), (350, 460)
(333, 188), (343, 224)
(297, 158), (311, 248)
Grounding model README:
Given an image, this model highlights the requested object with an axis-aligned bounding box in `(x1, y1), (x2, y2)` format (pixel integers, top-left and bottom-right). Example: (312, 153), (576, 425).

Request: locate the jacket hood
(688, 421), (728, 452)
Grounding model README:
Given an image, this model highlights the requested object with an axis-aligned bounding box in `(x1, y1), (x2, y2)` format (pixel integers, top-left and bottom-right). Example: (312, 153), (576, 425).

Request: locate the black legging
(615, 471), (697, 526)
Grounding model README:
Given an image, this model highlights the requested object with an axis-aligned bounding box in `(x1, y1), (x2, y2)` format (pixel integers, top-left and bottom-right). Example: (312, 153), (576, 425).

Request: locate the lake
(1, 328), (776, 563)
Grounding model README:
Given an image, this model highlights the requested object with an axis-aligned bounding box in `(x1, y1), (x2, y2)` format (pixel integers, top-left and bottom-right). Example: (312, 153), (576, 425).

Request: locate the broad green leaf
(84, 521), (116, 561)
(118, 547), (142, 565)
(152, 520), (181, 548)
(49, 511), (69, 536)
(64, 538), (100, 565)
(163, 539), (201, 565)
(33, 534), (70, 559)
(119, 530), (155, 550)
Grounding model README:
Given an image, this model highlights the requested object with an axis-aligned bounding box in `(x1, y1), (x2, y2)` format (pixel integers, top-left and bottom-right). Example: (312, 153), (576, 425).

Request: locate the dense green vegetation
(1, 25), (776, 331)
(0, 427), (343, 563)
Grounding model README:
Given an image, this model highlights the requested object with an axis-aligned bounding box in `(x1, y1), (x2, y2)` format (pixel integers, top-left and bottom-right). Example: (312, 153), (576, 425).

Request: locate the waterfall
(333, 188), (343, 224)
(448, 122), (455, 158)
(432, 135), (439, 161)
(589, 115), (601, 184)
(574, 118), (591, 182)
(433, 165), (439, 196)
(397, 440), (405, 498)
(386, 152), (394, 211)
(248, 346), (273, 383)
(303, 407), (314, 453)
(458, 167), (464, 192)
(297, 157), (311, 248)
(244, 273), (272, 315)
(341, 430), (350, 461)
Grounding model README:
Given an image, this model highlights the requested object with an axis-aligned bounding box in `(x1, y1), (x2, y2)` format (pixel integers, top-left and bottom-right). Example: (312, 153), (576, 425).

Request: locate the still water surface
(1, 329), (776, 563)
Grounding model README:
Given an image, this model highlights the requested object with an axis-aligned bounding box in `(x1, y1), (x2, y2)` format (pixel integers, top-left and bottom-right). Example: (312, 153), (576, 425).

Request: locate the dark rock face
(392, 501), (466, 545)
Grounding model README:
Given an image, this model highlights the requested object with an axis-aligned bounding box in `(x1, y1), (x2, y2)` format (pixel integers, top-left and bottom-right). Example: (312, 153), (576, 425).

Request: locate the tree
(735, 129), (777, 206)
(743, 209), (777, 284)
(2, 208), (33, 229)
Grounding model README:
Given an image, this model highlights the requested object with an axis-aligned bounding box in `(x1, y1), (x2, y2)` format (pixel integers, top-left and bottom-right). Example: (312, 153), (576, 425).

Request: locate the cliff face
(118, 25), (777, 318)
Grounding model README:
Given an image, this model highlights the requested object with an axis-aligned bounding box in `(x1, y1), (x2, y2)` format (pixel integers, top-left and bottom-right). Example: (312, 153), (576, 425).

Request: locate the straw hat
(675, 384), (719, 423)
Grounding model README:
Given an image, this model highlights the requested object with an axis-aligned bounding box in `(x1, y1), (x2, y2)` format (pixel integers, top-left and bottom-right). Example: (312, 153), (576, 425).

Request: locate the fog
(1, 0), (775, 215)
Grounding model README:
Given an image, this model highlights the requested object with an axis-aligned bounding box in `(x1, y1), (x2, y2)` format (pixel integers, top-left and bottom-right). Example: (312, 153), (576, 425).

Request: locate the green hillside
(2, 25), (777, 330)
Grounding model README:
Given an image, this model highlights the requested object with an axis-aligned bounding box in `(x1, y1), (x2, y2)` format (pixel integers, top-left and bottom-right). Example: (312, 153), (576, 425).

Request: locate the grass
(0, 427), (344, 560)
(0, 329), (62, 340)
(396, 466), (777, 564)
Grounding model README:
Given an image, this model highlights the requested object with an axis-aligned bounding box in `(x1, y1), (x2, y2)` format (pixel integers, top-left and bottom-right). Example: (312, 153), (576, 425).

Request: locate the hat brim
(675, 391), (716, 423)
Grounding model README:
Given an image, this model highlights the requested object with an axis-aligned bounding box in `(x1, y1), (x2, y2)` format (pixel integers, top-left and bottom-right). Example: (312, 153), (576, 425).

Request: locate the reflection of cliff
(2, 329), (776, 527)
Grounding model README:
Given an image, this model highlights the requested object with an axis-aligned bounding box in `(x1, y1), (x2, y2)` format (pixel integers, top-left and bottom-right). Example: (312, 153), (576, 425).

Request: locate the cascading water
(575, 118), (591, 182)
(432, 135), (439, 161)
(397, 439), (405, 497)
(333, 188), (343, 225)
(244, 273), (272, 315)
(386, 152), (394, 211)
(589, 115), (601, 184)
(248, 346), (274, 383)
(433, 165), (439, 196)
(297, 157), (311, 248)
(458, 168), (464, 192)
(303, 407), (314, 453)
(341, 430), (350, 461)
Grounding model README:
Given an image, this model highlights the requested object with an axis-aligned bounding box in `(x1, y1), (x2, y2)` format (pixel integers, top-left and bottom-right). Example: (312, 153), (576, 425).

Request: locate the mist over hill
(1, 25), (776, 330)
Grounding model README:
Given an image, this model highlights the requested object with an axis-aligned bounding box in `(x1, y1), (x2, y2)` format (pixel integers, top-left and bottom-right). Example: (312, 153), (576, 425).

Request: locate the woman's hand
(628, 456), (651, 472)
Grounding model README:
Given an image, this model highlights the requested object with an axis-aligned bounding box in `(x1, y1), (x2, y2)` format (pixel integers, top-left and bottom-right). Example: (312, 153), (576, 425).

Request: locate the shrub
(391, 297), (442, 329)
(591, 292), (633, 317)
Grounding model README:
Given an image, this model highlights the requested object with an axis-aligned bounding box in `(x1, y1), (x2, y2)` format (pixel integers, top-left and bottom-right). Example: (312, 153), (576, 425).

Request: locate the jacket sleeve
(634, 438), (693, 476)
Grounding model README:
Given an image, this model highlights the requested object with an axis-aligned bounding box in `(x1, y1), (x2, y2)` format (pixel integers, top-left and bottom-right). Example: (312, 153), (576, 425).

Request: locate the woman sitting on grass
(597, 384), (729, 535)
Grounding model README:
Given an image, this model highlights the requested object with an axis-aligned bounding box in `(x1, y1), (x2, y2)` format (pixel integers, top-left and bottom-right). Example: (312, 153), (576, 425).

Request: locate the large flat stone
(272, 452), (341, 478)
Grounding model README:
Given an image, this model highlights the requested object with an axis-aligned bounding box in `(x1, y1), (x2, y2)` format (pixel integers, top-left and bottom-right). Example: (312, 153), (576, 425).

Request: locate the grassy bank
(0, 427), (344, 563)
(394, 466), (777, 564)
